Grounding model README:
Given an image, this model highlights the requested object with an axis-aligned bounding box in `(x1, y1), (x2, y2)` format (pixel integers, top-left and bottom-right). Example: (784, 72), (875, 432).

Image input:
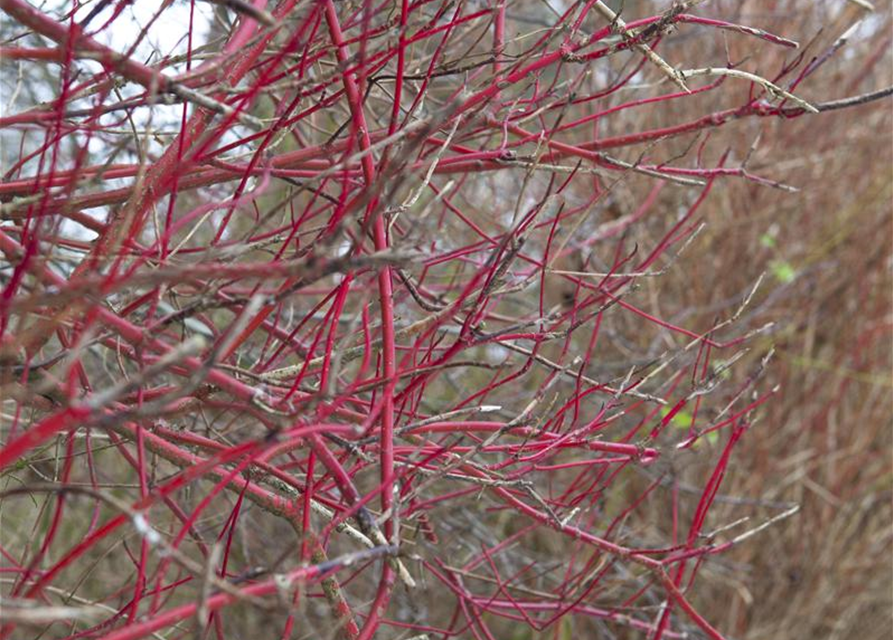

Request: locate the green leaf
(770, 259), (797, 284)
(661, 406), (693, 429)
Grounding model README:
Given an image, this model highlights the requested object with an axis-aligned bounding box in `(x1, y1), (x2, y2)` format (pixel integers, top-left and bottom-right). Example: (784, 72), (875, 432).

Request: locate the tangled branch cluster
(0, 0), (889, 639)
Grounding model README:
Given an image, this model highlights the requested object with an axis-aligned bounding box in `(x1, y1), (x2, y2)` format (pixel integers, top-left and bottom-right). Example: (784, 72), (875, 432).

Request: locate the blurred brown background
(647, 2), (892, 637)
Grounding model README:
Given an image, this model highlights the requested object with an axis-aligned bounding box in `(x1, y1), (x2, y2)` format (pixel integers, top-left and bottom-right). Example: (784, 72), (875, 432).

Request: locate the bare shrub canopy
(0, 1), (890, 639)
